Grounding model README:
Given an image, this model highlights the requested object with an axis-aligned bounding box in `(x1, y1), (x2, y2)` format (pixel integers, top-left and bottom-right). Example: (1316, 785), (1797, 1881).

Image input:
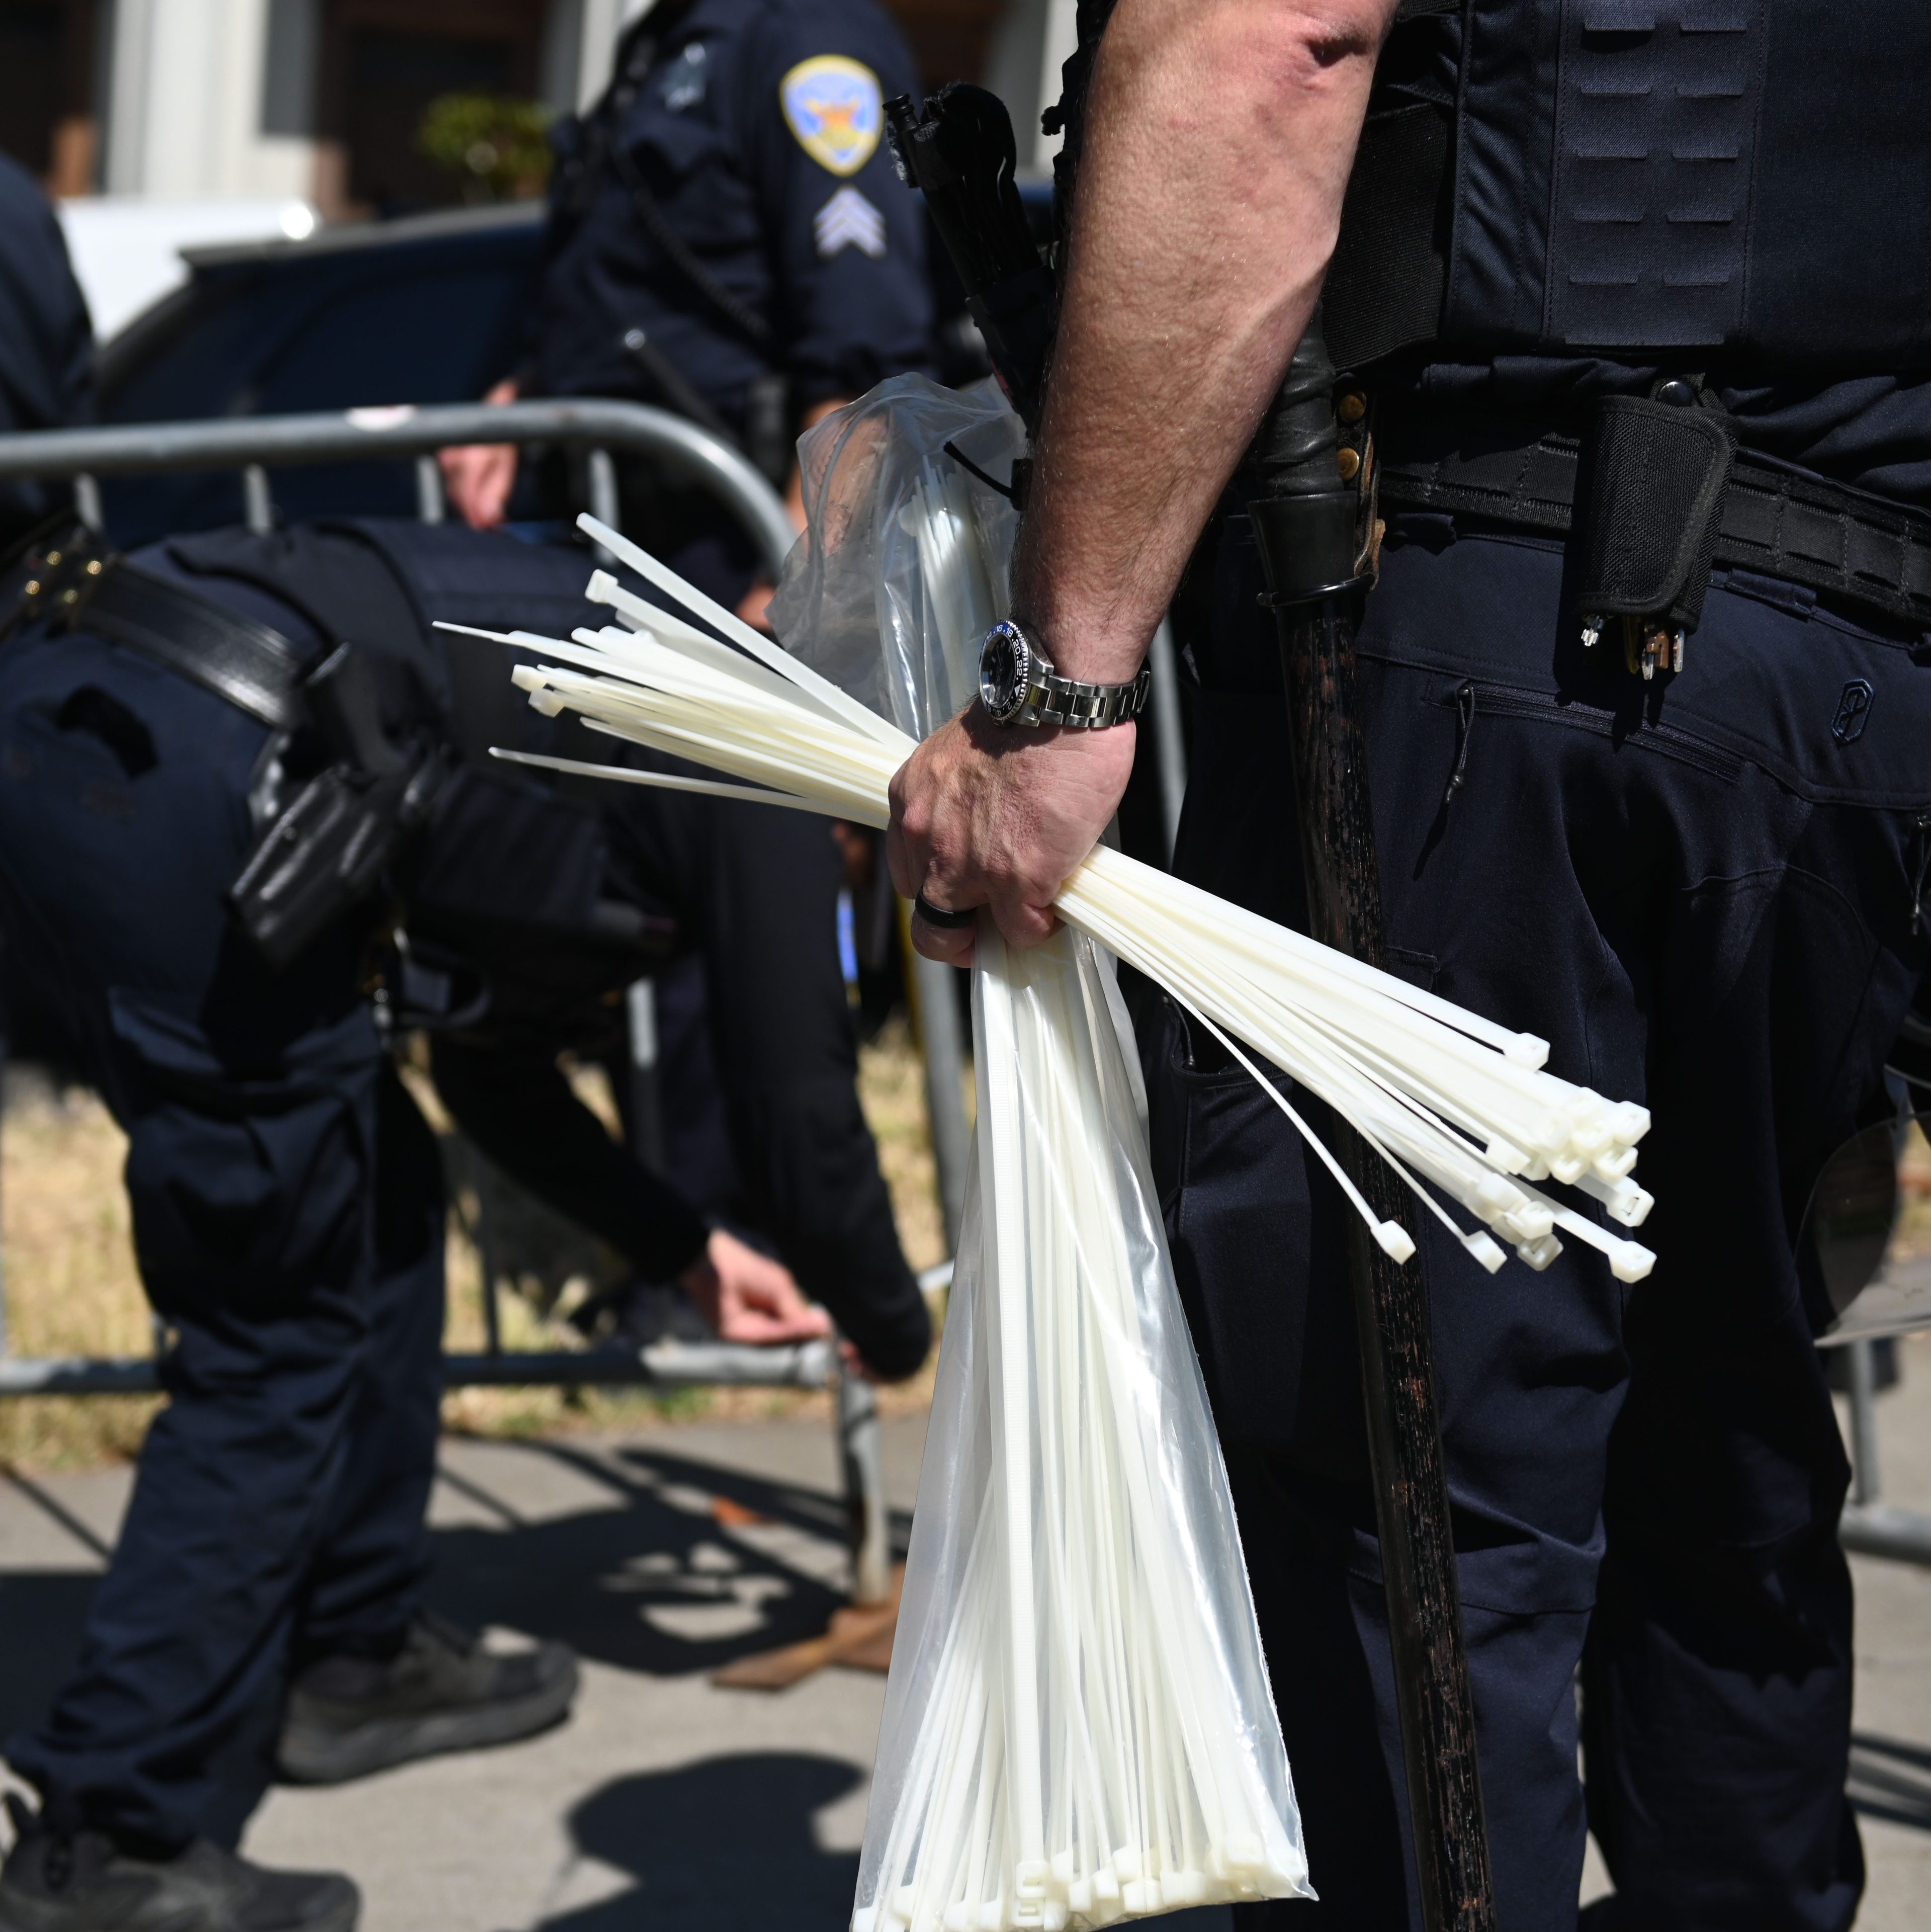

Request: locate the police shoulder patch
(780, 54), (883, 177)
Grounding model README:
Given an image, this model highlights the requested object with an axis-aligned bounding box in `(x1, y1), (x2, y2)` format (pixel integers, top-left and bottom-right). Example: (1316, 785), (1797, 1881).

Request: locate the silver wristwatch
(976, 620), (1152, 729)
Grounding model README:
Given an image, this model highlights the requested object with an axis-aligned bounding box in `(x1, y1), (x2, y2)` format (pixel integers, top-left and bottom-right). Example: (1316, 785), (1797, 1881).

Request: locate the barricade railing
(0, 401), (983, 1604)
(1837, 1332), (1931, 1568)
(0, 399), (800, 574)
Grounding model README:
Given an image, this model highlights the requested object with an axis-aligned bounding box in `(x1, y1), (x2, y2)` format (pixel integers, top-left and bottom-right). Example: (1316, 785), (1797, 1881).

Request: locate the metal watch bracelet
(977, 619), (1152, 729)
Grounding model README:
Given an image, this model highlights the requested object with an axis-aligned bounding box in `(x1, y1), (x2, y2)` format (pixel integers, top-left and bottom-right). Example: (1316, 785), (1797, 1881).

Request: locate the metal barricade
(0, 400), (981, 1604)
(1838, 1336), (1931, 1569)
(0, 400), (798, 573)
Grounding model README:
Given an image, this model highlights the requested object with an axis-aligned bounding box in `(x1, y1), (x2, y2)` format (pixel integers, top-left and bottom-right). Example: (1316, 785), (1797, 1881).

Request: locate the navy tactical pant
(1154, 513), (1929, 1931)
(0, 624), (445, 1851)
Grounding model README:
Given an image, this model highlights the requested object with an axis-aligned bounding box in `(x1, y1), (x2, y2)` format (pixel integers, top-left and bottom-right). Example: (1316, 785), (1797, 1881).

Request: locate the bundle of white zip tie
(450, 512), (1656, 1289)
(447, 509), (1316, 1929)
(450, 383), (1654, 1932)
(860, 920), (1311, 1930)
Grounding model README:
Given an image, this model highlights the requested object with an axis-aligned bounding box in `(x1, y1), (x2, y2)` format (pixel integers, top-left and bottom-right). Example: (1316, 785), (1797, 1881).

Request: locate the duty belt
(8, 529), (451, 968)
(1373, 409), (1931, 638)
(16, 531), (310, 730)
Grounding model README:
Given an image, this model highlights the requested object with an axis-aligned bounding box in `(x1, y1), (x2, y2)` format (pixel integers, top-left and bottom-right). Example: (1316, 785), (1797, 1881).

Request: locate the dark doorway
(322, 0), (546, 217)
(881, 0), (1005, 92)
(345, 29), (516, 210)
(0, 3), (59, 176)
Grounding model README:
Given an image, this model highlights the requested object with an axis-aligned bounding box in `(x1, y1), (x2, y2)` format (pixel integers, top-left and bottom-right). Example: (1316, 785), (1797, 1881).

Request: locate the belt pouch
(1575, 394), (1737, 636)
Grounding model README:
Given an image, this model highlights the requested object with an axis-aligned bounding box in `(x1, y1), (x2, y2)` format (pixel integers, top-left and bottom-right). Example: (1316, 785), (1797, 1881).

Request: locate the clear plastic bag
(770, 373), (1024, 739)
(775, 375), (1312, 1932)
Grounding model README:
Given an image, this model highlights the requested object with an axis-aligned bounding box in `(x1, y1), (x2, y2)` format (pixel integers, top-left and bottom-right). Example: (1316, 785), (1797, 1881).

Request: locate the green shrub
(418, 94), (553, 202)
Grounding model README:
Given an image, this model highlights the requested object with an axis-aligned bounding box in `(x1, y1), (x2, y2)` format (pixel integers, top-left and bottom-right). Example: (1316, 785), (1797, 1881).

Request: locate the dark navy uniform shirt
(0, 152), (92, 546)
(534, 0), (931, 431)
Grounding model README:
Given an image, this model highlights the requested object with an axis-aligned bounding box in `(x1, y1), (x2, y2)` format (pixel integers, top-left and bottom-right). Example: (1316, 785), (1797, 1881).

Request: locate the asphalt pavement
(2, 1347), (1927, 1930)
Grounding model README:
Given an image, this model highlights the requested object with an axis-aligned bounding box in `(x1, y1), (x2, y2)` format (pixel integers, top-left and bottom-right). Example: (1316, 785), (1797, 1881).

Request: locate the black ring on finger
(914, 890), (979, 930)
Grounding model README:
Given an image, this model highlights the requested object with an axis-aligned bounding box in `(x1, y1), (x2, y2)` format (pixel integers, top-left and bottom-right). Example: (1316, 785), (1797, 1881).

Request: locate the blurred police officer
(889, 4), (1931, 1927)
(441, 0), (932, 623)
(0, 151), (93, 1080)
(436, 0), (934, 1342)
(0, 151), (92, 552)
(0, 518), (834, 1932)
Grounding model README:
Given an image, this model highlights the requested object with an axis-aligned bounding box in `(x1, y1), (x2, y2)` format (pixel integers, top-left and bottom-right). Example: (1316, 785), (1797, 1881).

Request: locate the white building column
(983, 0), (1079, 179)
(573, 0), (657, 112)
(103, 0), (313, 199)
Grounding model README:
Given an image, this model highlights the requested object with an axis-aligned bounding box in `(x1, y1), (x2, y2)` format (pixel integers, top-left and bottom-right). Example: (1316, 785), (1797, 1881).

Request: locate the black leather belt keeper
(1376, 405), (1931, 633)
(1250, 490), (1360, 603)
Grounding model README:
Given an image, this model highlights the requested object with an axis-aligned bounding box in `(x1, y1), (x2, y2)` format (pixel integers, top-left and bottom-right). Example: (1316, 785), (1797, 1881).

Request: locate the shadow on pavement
(1850, 1732), (1931, 1832)
(0, 1436), (905, 1764)
(425, 1439), (911, 1678)
(534, 1755), (1234, 1932)
(537, 1753), (862, 1932)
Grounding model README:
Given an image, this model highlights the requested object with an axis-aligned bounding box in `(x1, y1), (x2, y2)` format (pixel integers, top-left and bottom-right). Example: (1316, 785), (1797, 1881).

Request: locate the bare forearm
(1013, 0), (1392, 680)
(887, 0), (1390, 958)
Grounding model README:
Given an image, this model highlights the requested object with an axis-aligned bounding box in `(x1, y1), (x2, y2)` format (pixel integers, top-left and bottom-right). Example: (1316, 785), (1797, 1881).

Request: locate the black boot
(0, 1796), (357, 1932)
(276, 1611), (578, 1785)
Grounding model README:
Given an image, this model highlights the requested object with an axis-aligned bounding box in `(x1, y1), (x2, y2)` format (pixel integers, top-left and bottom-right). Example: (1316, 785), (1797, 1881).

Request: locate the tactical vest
(1324, 0), (1931, 376)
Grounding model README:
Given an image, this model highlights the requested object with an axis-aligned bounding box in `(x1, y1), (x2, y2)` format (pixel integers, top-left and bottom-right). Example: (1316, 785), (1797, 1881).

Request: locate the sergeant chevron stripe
(813, 186), (886, 260)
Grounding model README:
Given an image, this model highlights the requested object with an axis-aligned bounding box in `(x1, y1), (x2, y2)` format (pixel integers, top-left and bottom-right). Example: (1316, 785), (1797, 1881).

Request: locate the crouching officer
(441, 0), (932, 622)
(0, 523), (609, 1932)
(890, 3), (1931, 1927)
(332, 515), (935, 1383)
(0, 511), (877, 1932)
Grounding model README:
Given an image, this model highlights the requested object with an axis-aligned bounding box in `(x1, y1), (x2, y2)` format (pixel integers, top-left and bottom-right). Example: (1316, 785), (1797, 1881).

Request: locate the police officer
(890, 4), (1931, 1928)
(0, 519), (833, 1932)
(343, 514), (935, 1385)
(0, 152), (94, 1073)
(436, 0), (934, 1266)
(440, 0), (932, 624)
(0, 151), (92, 552)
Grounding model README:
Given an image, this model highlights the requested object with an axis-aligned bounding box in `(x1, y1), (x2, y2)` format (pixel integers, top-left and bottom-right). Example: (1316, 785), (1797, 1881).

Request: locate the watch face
(979, 622), (1030, 722)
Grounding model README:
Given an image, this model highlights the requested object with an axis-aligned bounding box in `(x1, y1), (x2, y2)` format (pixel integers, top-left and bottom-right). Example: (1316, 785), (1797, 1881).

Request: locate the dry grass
(0, 1074), (160, 1470)
(1894, 1118), (1931, 1258)
(854, 1014), (953, 1279)
(0, 1024), (950, 1472)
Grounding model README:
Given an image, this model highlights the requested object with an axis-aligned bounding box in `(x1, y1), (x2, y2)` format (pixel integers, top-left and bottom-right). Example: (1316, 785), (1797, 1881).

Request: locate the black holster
(227, 640), (451, 968)
(1573, 392), (1738, 638)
